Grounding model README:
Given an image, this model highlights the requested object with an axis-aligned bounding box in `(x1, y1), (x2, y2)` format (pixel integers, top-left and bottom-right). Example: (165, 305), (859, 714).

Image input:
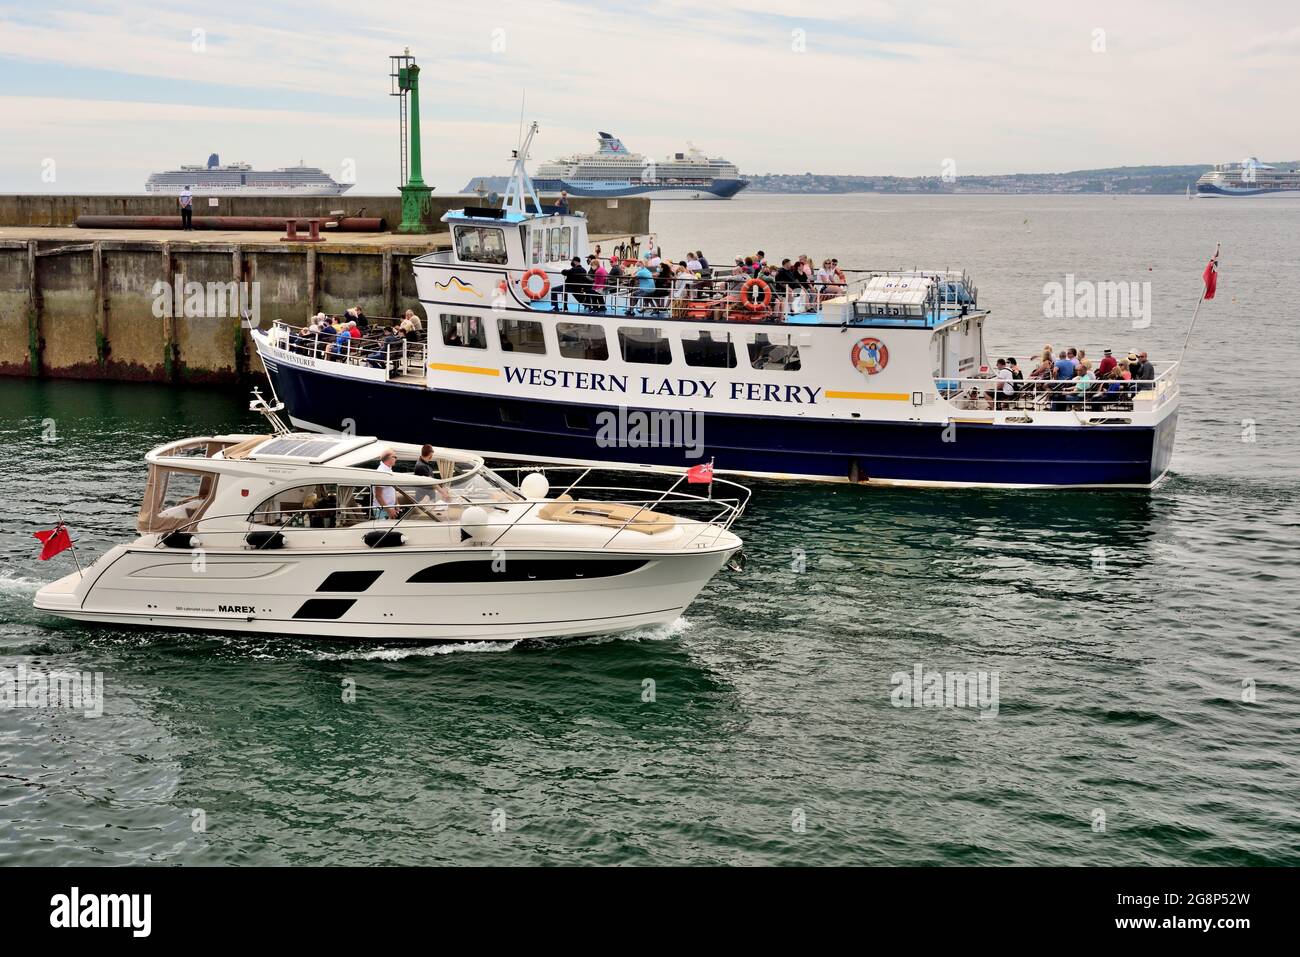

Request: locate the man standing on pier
(178, 186), (194, 230)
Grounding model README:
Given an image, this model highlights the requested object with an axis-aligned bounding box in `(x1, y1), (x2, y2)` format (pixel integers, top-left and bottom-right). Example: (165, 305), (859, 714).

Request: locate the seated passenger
(366, 328), (405, 369)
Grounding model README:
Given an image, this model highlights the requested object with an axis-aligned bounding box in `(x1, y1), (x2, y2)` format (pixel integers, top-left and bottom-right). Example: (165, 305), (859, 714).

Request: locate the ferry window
(498, 318), (546, 354)
(561, 227), (572, 260)
(618, 327), (673, 365)
(748, 334), (802, 372)
(557, 322), (608, 360)
(531, 229), (543, 265)
(682, 330), (736, 368)
(441, 313), (487, 349)
(545, 229), (555, 261)
(454, 225), (507, 265)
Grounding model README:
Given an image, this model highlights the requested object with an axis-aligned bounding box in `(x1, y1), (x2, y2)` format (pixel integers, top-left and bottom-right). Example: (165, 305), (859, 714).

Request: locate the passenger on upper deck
(556, 191), (570, 214)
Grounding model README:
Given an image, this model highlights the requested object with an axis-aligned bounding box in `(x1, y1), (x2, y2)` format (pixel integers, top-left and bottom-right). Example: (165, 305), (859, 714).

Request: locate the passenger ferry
(1195, 158), (1300, 197)
(145, 153), (351, 196)
(464, 132), (747, 200)
(253, 125), (1179, 489)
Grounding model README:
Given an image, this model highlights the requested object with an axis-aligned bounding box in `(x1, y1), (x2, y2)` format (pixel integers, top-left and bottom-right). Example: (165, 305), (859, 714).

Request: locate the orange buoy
(740, 277), (771, 312)
(520, 268), (550, 300)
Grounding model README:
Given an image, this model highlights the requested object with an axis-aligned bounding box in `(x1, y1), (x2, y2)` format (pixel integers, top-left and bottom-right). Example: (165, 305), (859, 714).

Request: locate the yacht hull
(33, 545), (733, 642)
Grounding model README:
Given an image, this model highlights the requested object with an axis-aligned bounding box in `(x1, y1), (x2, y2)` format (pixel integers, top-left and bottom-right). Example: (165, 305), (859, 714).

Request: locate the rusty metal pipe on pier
(74, 215), (387, 231)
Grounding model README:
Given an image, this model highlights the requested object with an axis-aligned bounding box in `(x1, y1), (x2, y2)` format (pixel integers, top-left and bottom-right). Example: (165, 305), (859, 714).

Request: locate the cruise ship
(465, 133), (747, 201)
(145, 154), (352, 195)
(1195, 158), (1300, 197)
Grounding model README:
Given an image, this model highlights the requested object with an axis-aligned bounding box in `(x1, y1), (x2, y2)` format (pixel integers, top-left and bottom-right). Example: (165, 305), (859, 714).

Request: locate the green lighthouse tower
(391, 49), (433, 234)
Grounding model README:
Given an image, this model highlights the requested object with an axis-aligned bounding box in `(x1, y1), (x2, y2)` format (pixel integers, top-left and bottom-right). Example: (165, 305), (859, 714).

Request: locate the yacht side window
(498, 318), (546, 354)
(441, 313), (487, 349)
(249, 483), (371, 529)
(748, 334), (802, 372)
(682, 330), (737, 369)
(618, 327), (673, 365)
(556, 322), (609, 360)
(137, 466), (219, 534)
(454, 225), (507, 265)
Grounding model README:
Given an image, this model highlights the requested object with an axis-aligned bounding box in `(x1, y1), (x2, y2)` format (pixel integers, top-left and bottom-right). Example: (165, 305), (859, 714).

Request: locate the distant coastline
(746, 162), (1299, 195)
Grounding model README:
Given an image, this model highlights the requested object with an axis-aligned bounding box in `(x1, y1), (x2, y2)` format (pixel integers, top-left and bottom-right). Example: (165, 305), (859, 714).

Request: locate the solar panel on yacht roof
(254, 438), (343, 459)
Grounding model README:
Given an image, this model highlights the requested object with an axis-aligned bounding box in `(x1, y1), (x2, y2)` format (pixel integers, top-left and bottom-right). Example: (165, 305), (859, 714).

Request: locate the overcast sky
(0, 0), (1295, 193)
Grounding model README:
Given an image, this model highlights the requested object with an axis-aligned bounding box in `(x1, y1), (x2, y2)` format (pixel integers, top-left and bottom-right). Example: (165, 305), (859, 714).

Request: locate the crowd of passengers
(954, 346), (1159, 411)
(549, 243), (849, 320)
(288, 305), (426, 369)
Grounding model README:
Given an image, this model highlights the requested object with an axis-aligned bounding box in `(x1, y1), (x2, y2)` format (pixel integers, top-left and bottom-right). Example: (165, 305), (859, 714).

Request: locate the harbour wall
(0, 195), (649, 384)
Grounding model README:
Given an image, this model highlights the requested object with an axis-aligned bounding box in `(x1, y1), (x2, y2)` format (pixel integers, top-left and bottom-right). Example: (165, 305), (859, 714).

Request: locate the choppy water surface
(1, 195), (1297, 865)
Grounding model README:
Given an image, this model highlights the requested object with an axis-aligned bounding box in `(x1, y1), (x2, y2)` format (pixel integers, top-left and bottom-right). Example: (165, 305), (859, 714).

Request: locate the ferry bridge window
(531, 229), (543, 265)
(561, 227), (572, 260)
(454, 225), (507, 265)
(557, 322), (609, 360)
(498, 318), (547, 354)
(682, 330), (737, 369)
(545, 229), (554, 262)
(618, 327), (673, 365)
(748, 334), (802, 372)
(441, 313), (487, 349)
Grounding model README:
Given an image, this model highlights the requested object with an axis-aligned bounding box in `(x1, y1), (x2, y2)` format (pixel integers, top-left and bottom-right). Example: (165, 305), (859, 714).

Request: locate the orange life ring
(520, 268), (550, 300)
(740, 277), (771, 311)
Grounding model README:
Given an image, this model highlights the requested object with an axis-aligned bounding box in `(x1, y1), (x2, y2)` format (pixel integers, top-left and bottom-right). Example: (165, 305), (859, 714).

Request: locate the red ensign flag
(1202, 253), (1218, 300)
(686, 461), (714, 484)
(33, 525), (73, 561)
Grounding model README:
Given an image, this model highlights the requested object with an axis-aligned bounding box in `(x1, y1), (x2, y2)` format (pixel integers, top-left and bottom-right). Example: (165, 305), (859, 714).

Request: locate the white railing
(937, 362), (1179, 415)
(151, 468), (749, 552)
(270, 319), (427, 379)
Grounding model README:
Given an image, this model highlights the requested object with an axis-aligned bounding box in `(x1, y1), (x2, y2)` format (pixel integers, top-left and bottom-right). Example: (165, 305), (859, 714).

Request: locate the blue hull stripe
(265, 361), (1175, 487)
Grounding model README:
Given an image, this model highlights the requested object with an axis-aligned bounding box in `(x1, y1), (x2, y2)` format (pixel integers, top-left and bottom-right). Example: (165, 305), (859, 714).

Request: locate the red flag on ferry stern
(686, 461), (714, 484)
(1202, 252), (1219, 300)
(33, 524), (72, 561)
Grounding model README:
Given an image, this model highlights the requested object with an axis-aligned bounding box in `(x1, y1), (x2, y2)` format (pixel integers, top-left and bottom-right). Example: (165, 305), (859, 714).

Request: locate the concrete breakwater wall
(0, 195), (649, 384)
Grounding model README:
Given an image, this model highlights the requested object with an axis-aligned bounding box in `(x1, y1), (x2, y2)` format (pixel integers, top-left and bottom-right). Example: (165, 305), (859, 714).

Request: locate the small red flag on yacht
(1202, 251), (1218, 300)
(686, 461), (714, 484)
(33, 524), (73, 561)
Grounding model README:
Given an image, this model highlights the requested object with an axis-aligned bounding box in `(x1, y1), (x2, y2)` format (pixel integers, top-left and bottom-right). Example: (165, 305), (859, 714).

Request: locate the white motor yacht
(33, 399), (747, 642)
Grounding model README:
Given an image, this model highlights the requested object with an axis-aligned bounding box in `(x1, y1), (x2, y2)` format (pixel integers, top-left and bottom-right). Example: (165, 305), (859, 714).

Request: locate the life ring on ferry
(519, 268), (550, 300)
(740, 277), (771, 312)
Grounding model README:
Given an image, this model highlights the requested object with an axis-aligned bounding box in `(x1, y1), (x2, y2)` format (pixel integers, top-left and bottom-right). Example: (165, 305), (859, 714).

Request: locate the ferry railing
(935, 362), (1179, 415)
(270, 320), (427, 379)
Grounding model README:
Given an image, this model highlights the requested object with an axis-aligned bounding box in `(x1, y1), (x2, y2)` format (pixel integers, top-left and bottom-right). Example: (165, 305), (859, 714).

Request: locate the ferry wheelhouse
(253, 127), (1179, 489)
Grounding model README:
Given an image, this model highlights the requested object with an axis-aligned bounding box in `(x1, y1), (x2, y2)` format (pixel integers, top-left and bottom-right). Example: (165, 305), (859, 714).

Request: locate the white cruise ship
(1195, 157), (1300, 197)
(466, 133), (747, 200)
(145, 154), (352, 196)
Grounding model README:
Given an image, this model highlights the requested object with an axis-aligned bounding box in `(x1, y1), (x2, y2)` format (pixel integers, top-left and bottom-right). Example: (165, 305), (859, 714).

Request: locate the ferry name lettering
(501, 366), (820, 404)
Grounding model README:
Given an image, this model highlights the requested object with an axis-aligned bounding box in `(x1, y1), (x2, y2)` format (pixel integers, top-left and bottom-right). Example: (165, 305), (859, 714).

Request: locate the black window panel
(408, 559), (647, 584)
(317, 570), (383, 592)
(618, 328), (672, 365)
(682, 333), (737, 368)
(293, 598), (356, 620)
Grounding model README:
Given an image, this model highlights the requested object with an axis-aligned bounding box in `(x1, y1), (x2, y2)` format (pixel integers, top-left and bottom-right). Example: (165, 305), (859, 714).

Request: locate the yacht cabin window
(556, 322), (609, 360)
(454, 225), (507, 265)
(137, 466), (220, 534)
(498, 318), (546, 354)
(618, 327), (673, 365)
(441, 313), (487, 349)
